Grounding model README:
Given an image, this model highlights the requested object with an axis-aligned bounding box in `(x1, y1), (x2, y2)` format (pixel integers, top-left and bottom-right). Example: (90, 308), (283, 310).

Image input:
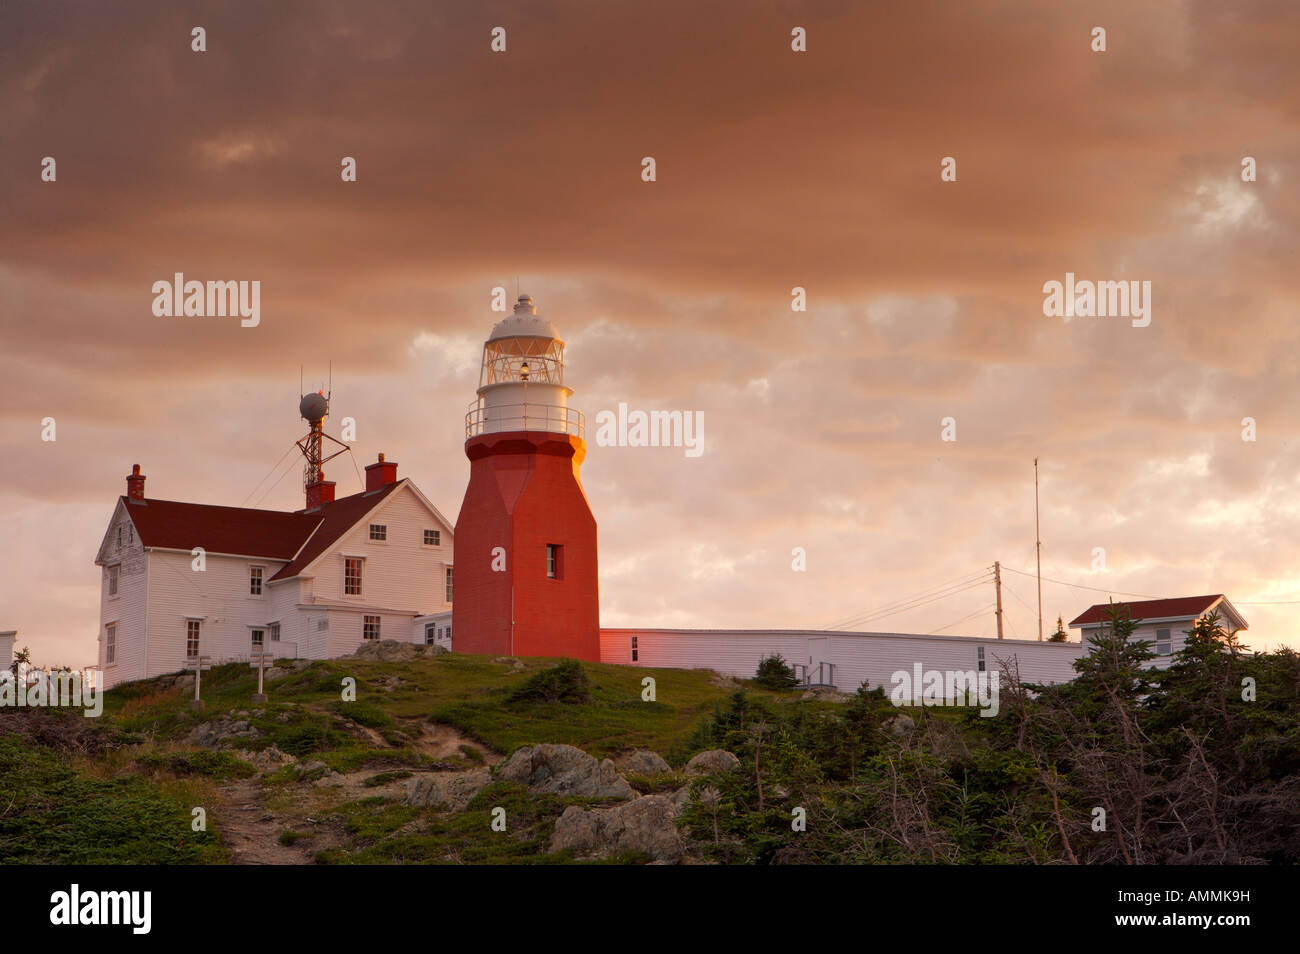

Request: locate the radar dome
(300, 392), (328, 422)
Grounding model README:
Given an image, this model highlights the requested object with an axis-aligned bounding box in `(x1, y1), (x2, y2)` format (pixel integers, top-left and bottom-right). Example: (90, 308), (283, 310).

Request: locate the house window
(186, 620), (201, 659)
(249, 566), (263, 596)
(116, 527), (122, 548)
(425, 623), (437, 645)
(1155, 628), (1171, 656)
(107, 565), (120, 597)
(977, 645), (986, 673)
(105, 623), (117, 665)
(316, 617), (329, 632)
(424, 529), (440, 546)
(445, 566), (454, 603)
(369, 524), (387, 541)
(345, 557), (363, 595)
(269, 622), (281, 642)
(251, 628), (265, 649)
(364, 615), (381, 640)
(546, 544), (562, 579)
(631, 635), (638, 663)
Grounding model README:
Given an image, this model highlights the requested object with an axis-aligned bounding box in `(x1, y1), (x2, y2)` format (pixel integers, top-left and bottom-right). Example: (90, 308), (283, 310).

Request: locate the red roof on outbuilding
(1069, 595), (1225, 627)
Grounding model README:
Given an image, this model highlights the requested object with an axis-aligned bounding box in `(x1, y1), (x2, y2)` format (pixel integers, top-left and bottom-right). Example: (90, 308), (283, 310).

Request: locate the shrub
(754, 654), (798, 690)
(506, 659), (591, 704)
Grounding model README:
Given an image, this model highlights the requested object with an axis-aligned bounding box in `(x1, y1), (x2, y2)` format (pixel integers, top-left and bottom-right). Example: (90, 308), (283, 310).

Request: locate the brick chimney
(305, 480), (336, 511)
(364, 453), (398, 492)
(126, 464), (146, 500)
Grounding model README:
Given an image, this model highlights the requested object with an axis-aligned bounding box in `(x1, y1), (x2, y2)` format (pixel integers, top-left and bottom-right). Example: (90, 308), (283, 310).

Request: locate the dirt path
(215, 779), (318, 865)
(213, 719), (499, 864)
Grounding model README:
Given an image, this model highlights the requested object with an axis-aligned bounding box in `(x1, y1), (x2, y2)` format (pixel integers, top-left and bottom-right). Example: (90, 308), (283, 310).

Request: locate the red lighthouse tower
(452, 296), (600, 660)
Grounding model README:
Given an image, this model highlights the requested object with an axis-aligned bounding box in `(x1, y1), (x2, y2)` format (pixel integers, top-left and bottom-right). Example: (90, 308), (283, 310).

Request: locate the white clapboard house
(1069, 594), (1248, 668)
(93, 459), (455, 689)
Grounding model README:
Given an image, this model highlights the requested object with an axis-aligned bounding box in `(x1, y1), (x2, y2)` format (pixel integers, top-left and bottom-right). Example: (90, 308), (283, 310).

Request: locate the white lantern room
(466, 295), (585, 438)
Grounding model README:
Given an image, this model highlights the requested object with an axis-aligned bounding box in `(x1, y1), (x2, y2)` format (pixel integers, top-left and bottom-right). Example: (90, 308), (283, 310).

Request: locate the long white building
(601, 627), (1085, 691)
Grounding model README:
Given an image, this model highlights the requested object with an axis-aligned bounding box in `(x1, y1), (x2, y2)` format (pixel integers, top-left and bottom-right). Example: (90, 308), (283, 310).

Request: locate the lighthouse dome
(488, 295), (561, 343)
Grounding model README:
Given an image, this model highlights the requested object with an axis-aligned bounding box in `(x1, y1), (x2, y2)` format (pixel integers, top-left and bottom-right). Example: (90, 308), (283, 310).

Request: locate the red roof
(1069, 595), (1225, 627)
(120, 481), (401, 580)
(270, 482), (401, 580)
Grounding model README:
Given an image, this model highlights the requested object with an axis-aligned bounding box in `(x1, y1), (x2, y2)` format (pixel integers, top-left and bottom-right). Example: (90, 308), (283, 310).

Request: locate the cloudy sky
(3, 0), (1298, 667)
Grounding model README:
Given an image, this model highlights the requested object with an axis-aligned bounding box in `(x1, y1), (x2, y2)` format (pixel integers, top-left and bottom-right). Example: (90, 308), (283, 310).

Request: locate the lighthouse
(452, 295), (601, 660)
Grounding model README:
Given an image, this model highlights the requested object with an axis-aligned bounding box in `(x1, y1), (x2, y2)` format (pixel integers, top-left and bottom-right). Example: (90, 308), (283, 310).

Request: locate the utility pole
(1035, 457), (1043, 641)
(994, 561), (1004, 640)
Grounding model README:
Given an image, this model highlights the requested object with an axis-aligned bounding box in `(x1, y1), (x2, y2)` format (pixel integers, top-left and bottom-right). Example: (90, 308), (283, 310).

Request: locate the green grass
(0, 735), (220, 864)
(99, 653), (791, 763)
(2, 652), (798, 864)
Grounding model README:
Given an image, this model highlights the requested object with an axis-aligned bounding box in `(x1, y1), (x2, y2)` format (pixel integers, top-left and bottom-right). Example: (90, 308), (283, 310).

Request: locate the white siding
(96, 503), (149, 688)
(600, 628), (1085, 692)
(143, 550), (292, 680)
(305, 484), (451, 617)
(1079, 619), (1198, 670)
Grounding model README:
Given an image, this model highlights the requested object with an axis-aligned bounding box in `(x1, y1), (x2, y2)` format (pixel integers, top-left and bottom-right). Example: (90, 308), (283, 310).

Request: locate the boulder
(800, 687), (851, 704)
(551, 795), (684, 862)
(188, 718), (261, 748)
(352, 640), (421, 662)
(883, 714), (915, 738)
(405, 769), (492, 810)
(672, 784), (720, 810)
(623, 750), (672, 778)
(294, 760), (336, 783)
(496, 744), (635, 800)
(233, 745), (295, 770)
(684, 749), (740, 776)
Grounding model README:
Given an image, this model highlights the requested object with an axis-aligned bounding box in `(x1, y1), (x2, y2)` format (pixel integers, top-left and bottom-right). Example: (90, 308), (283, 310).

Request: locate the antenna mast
(1035, 457), (1043, 641)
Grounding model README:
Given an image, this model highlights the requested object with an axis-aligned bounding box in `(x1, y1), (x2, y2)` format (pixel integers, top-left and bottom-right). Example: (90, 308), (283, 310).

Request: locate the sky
(2, 0), (1298, 667)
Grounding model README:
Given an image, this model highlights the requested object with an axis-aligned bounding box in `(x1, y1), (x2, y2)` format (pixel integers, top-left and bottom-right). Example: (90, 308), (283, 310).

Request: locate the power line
(928, 604), (997, 635)
(240, 445), (297, 508)
(1002, 579), (1037, 615)
(251, 454), (302, 509)
(1001, 565), (1160, 600)
(822, 569), (990, 630)
(823, 569), (993, 631)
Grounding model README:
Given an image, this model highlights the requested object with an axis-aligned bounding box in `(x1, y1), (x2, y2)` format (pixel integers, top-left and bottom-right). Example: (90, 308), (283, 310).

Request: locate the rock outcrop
(623, 750), (673, 778)
(496, 744), (635, 800)
(405, 769), (492, 810)
(551, 795), (684, 862)
(684, 749), (740, 776)
(188, 718), (261, 748)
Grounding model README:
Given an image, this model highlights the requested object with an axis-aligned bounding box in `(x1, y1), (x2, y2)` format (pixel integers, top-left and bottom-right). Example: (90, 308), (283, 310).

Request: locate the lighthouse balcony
(465, 401), (586, 439)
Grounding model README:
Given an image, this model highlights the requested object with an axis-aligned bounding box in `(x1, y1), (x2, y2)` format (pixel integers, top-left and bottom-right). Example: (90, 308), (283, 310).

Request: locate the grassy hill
(5, 617), (1298, 865)
(0, 651), (802, 865)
